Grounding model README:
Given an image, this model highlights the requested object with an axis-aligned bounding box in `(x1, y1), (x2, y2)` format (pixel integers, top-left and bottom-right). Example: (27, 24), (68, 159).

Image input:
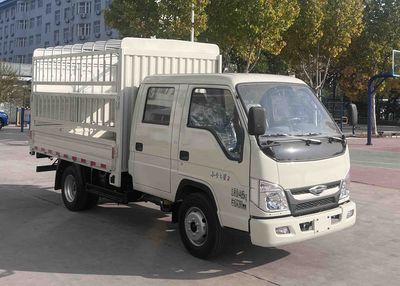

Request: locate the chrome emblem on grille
(309, 185), (327, 195)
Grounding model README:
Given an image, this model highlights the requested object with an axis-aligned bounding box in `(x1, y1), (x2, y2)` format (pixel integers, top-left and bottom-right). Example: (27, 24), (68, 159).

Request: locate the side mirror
(248, 106), (266, 135)
(348, 103), (358, 126)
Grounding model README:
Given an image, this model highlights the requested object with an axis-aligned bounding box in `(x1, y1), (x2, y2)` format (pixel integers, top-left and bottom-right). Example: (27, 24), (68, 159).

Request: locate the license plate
(314, 216), (332, 234)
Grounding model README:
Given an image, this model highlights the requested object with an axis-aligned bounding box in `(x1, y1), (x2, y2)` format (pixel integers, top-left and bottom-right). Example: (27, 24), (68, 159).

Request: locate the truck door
(132, 84), (180, 194)
(177, 86), (251, 231)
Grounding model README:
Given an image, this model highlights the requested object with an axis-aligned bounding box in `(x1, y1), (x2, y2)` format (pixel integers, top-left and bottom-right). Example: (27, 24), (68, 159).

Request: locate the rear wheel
(0, 120), (3, 130)
(179, 193), (224, 259)
(61, 166), (98, 211)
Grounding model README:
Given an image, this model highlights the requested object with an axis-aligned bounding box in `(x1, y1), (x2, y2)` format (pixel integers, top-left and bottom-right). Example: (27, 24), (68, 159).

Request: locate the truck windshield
(236, 83), (341, 137)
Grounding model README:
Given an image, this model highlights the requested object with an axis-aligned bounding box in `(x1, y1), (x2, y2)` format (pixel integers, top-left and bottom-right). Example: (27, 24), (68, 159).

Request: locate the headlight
(259, 180), (289, 212)
(339, 172), (351, 200)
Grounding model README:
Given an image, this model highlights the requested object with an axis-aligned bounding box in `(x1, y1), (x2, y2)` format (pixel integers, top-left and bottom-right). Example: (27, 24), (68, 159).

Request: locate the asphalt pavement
(0, 126), (399, 286)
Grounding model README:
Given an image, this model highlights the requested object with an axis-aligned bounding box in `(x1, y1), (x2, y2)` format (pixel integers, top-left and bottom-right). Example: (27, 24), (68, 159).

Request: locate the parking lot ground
(1, 126), (399, 286)
(348, 137), (400, 189)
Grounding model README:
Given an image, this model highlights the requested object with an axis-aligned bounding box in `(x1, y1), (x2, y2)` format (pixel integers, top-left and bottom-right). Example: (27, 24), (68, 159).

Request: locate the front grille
(287, 182), (341, 216)
(295, 197), (336, 211)
(288, 194), (339, 216)
(290, 181), (340, 195)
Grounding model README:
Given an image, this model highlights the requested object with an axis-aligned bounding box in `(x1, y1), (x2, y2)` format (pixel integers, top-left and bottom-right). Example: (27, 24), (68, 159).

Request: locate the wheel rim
(64, 174), (77, 203)
(184, 207), (208, 247)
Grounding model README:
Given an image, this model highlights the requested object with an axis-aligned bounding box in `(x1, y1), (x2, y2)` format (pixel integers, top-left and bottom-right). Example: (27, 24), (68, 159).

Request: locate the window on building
(5, 9), (9, 21)
(63, 28), (69, 42)
(17, 20), (27, 30)
(0, 11), (3, 21)
(105, 24), (112, 36)
(17, 2), (26, 13)
(55, 10), (60, 24)
(29, 35), (34, 46)
(70, 26), (74, 41)
(143, 88), (175, 125)
(77, 23), (91, 38)
(36, 34), (41, 45)
(38, 0), (43, 8)
(30, 0), (36, 10)
(64, 7), (69, 20)
(54, 30), (59, 43)
(94, 0), (101, 12)
(37, 16), (42, 27)
(94, 20), (100, 34)
(10, 24), (15, 35)
(10, 7), (16, 18)
(3, 42), (7, 53)
(0, 28), (2, 39)
(44, 41), (50, 48)
(46, 3), (51, 14)
(9, 40), (13, 50)
(45, 22), (50, 33)
(78, 1), (91, 14)
(29, 18), (35, 29)
(17, 37), (26, 48)
(4, 25), (8, 37)
(16, 55), (25, 64)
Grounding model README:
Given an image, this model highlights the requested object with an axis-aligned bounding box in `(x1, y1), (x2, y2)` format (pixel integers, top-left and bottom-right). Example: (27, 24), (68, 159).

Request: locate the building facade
(0, 0), (118, 63)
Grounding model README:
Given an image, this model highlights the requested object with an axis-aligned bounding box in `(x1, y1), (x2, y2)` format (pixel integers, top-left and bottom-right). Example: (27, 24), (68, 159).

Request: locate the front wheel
(178, 193), (224, 259)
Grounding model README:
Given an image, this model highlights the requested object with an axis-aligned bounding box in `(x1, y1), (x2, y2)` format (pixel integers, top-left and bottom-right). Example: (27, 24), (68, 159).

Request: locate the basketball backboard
(392, 50), (400, 77)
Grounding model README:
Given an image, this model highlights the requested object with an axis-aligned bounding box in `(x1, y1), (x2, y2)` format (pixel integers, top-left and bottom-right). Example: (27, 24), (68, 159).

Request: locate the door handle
(179, 150), (189, 161)
(135, 142), (143, 151)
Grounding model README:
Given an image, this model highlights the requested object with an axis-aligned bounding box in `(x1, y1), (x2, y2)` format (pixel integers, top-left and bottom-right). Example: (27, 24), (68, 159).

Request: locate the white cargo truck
(30, 38), (356, 258)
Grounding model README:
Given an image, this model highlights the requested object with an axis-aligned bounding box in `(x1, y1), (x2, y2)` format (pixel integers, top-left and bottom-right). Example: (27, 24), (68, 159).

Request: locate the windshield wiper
(260, 133), (322, 145)
(326, 135), (346, 144)
(259, 140), (281, 148)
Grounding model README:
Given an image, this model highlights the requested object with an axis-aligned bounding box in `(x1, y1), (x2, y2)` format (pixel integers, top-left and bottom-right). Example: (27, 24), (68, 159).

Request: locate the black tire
(0, 120), (3, 130)
(178, 192), (224, 259)
(61, 166), (95, 211)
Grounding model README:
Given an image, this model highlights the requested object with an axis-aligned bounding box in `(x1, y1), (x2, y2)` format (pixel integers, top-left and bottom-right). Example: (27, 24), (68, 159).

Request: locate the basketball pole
(367, 73), (394, 145)
(191, 3), (195, 42)
(366, 50), (400, 145)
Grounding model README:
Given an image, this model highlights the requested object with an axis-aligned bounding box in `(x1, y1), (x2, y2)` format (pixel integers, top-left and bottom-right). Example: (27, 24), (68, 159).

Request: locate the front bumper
(250, 201), (356, 247)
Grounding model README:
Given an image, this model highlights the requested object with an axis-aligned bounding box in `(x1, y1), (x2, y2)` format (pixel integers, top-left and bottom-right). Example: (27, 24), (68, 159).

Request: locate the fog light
(347, 209), (354, 218)
(331, 214), (340, 224)
(275, 226), (291, 235)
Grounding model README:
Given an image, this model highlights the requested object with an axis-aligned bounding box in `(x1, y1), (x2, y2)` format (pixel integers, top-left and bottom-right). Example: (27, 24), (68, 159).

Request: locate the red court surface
(347, 137), (400, 152)
(348, 137), (400, 190)
(350, 165), (400, 190)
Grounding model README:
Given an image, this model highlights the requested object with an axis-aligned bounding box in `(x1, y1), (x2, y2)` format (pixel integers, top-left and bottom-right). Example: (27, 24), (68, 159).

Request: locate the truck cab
(129, 73), (356, 256)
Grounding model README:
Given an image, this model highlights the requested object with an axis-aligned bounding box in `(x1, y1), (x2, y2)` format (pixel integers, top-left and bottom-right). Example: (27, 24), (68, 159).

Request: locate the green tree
(282, 0), (364, 96)
(206, 0), (299, 72)
(105, 0), (208, 40)
(0, 62), (18, 104)
(337, 0), (400, 134)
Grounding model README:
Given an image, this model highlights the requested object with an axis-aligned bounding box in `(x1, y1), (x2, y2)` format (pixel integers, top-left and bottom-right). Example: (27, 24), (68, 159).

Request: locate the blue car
(0, 111), (9, 130)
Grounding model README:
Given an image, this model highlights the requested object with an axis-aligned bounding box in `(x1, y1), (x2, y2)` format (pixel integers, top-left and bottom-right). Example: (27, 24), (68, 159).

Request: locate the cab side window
(143, 87), (175, 125)
(188, 88), (243, 161)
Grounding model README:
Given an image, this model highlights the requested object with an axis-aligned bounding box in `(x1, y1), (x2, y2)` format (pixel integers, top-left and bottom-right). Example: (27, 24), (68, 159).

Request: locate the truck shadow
(0, 184), (289, 281)
(0, 127), (29, 145)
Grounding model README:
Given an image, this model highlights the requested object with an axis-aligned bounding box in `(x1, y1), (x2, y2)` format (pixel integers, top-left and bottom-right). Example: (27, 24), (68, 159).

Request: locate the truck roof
(33, 37), (220, 59)
(142, 73), (307, 87)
